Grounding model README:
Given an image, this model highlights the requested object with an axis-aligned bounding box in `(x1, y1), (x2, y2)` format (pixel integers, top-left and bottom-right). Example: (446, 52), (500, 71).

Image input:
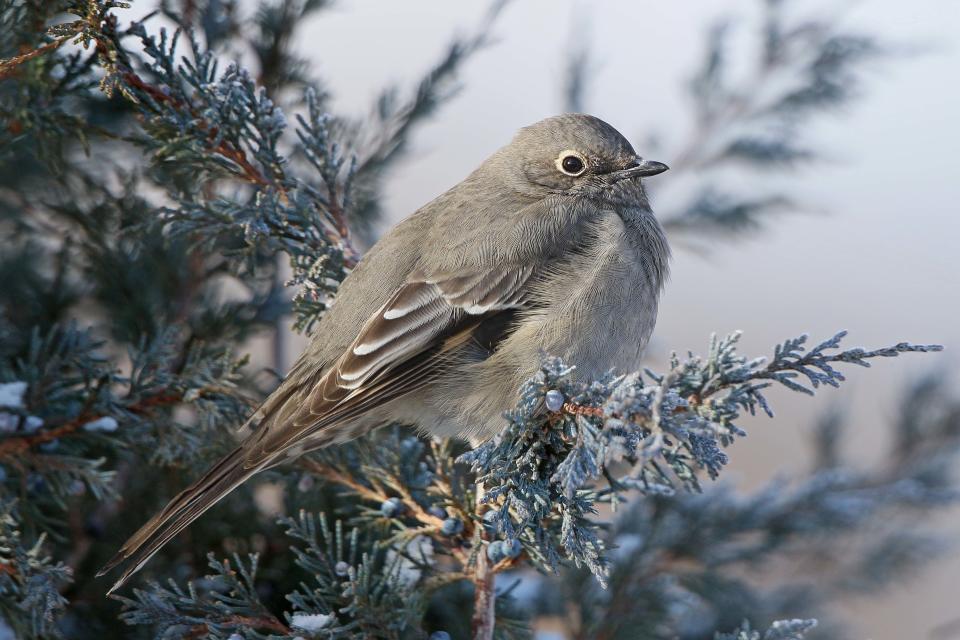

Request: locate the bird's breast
(533, 207), (669, 379)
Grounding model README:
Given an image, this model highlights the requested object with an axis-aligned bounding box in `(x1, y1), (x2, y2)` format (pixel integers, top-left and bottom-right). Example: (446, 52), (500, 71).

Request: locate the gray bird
(99, 113), (670, 593)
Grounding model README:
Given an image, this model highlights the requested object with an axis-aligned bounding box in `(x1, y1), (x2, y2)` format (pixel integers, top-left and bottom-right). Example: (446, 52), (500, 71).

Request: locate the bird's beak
(611, 158), (670, 182)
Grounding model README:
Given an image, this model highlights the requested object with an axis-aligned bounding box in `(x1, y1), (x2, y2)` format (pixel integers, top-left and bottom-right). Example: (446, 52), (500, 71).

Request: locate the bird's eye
(556, 151), (587, 176)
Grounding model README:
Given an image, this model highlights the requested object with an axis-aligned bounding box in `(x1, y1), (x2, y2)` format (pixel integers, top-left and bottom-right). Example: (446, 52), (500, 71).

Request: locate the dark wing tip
(105, 567), (138, 596)
(98, 551), (137, 596)
(96, 552), (126, 578)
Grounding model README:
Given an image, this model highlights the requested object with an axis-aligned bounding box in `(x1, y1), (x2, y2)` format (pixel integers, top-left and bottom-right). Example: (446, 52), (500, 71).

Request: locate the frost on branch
(461, 331), (941, 585)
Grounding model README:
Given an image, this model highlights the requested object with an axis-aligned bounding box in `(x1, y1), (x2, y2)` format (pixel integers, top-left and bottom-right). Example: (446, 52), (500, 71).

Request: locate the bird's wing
(99, 263), (535, 594)
(253, 264), (536, 454)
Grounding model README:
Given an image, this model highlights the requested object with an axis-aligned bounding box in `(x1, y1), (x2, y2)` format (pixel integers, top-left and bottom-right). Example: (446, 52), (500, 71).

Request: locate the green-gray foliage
(0, 1), (950, 639)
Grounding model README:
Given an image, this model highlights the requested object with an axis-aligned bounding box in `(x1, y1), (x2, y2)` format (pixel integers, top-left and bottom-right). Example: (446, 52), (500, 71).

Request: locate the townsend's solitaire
(99, 113), (671, 592)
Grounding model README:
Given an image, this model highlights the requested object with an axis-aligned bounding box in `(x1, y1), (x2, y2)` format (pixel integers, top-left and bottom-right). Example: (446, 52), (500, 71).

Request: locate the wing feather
(263, 265), (534, 453)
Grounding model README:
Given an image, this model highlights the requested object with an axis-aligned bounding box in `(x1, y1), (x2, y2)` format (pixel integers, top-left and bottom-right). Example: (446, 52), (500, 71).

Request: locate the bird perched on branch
(99, 113), (670, 593)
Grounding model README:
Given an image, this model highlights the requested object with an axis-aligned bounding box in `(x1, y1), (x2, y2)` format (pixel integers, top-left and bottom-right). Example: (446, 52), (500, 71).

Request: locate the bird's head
(487, 114), (668, 205)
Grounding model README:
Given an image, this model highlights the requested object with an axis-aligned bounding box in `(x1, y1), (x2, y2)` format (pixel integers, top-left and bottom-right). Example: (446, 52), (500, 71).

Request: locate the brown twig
(298, 457), (471, 565)
(0, 394), (181, 458)
(562, 402), (604, 418)
(325, 196), (351, 244)
(470, 482), (496, 640)
(186, 614), (290, 637)
(388, 470), (470, 565)
(297, 458), (386, 504)
(0, 35), (73, 81)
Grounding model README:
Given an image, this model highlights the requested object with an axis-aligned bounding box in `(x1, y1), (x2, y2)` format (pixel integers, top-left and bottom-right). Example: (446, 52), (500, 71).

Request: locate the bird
(98, 113), (671, 594)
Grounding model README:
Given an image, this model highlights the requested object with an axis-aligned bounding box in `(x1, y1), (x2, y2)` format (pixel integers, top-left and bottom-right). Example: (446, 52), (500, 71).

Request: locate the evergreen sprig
(116, 554), (290, 638)
(460, 332), (941, 586)
(0, 499), (72, 639)
(714, 619), (817, 640)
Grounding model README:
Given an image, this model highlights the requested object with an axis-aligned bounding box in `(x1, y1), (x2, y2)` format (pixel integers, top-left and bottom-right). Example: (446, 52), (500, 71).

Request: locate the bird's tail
(97, 445), (270, 595)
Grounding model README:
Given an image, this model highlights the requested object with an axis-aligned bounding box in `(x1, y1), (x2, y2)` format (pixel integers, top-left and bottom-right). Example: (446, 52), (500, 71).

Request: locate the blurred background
(280, 1), (959, 637)
(3, 0), (958, 637)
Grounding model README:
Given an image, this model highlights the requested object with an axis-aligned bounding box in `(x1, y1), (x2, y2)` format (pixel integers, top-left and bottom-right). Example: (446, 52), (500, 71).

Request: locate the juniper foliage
(0, 1), (951, 639)
(461, 333), (942, 587)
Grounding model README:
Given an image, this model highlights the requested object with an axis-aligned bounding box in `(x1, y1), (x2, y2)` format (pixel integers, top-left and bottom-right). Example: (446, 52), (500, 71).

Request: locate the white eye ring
(555, 150), (587, 176)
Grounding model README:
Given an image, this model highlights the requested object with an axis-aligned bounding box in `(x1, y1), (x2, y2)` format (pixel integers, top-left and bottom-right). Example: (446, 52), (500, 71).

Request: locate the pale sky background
(139, 0), (956, 637)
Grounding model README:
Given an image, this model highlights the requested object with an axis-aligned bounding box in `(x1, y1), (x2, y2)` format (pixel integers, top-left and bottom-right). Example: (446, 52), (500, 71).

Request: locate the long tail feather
(98, 446), (268, 595)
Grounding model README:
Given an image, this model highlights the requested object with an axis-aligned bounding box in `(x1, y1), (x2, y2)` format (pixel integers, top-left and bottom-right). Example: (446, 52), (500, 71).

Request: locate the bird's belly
(555, 260), (659, 380)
